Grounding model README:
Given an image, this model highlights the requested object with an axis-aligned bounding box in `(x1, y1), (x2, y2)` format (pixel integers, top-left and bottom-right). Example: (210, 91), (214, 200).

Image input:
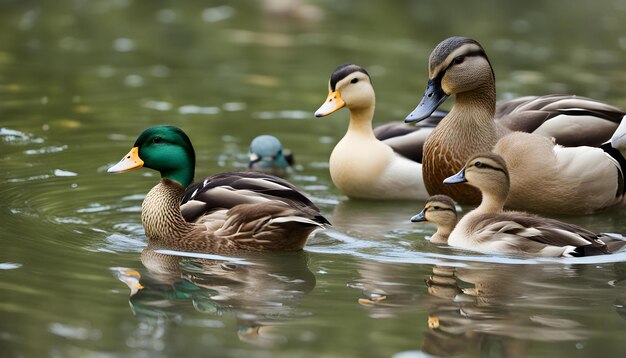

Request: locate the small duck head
(315, 64), (375, 117)
(411, 195), (458, 231)
(406, 36), (494, 123)
(108, 125), (196, 187)
(444, 152), (510, 201)
(248, 135), (290, 171)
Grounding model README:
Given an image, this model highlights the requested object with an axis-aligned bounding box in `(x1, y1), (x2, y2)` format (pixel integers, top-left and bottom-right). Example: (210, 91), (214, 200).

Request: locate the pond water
(2, 1), (626, 357)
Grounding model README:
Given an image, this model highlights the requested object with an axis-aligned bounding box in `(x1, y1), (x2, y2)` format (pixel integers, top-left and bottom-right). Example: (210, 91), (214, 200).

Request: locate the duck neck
(141, 179), (198, 242)
(432, 227), (453, 244)
(347, 106), (376, 138)
(475, 190), (507, 214)
(451, 83), (496, 126)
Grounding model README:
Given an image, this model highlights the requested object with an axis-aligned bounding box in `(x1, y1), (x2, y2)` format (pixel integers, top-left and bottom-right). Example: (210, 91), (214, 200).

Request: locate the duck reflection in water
(114, 243), (316, 347)
(421, 261), (626, 357)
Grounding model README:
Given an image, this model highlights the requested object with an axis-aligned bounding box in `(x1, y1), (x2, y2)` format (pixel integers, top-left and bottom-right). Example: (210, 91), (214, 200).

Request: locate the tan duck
(410, 195), (457, 244)
(441, 152), (626, 257)
(315, 64), (429, 199)
(405, 36), (626, 213)
(108, 126), (329, 253)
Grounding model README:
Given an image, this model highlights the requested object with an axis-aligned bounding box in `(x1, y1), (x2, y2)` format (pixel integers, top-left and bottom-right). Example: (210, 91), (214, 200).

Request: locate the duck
(314, 63), (429, 200)
(410, 195), (458, 244)
(108, 125), (329, 253)
(248, 134), (293, 177)
(494, 94), (625, 147)
(404, 36), (626, 213)
(440, 152), (626, 257)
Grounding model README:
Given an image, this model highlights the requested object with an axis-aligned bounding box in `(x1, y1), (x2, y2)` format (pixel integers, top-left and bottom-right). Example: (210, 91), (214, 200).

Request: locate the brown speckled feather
(467, 212), (609, 253)
(141, 174), (328, 254)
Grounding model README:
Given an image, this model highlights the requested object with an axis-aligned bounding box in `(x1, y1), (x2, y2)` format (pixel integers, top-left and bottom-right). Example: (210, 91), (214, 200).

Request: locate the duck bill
(443, 168), (467, 184)
(405, 78), (449, 123)
(410, 210), (427, 223)
(248, 153), (260, 168)
(108, 147), (144, 173)
(315, 91), (345, 117)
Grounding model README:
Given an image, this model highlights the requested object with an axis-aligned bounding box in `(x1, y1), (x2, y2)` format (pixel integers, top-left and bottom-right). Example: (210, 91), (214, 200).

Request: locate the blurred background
(2, 1), (626, 357)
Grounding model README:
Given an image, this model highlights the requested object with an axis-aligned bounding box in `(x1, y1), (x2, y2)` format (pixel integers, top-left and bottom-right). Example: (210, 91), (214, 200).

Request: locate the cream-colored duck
(108, 126), (329, 254)
(441, 152), (625, 257)
(405, 36), (626, 213)
(410, 195), (457, 244)
(315, 64), (429, 200)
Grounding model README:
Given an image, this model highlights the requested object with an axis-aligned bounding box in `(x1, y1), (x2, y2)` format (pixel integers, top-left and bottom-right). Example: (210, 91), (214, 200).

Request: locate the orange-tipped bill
(108, 147), (144, 173)
(315, 91), (345, 117)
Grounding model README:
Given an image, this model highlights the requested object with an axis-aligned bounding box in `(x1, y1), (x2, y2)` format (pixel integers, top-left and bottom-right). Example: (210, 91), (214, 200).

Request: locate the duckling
(410, 195), (458, 244)
(248, 134), (293, 177)
(314, 64), (429, 200)
(108, 126), (329, 253)
(442, 152), (624, 257)
(404, 36), (626, 213)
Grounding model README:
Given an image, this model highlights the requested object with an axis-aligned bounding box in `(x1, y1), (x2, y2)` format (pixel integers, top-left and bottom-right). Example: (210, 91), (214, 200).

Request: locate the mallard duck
(248, 134), (293, 177)
(108, 126), (329, 253)
(442, 152), (626, 257)
(410, 195), (457, 244)
(404, 36), (626, 213)
(314, 63), (429, 200)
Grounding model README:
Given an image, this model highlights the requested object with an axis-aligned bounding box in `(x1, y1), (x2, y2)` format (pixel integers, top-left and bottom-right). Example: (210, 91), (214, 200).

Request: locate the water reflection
(421, 263), (624, 357)
(114, 244), (315, 347)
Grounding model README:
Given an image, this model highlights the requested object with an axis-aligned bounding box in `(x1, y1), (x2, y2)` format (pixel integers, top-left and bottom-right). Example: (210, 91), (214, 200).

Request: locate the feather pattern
(495, 94), (625, 147)
(444, 153), (626, 257)
(406, 36), (626, 213)
(109, 126), (328, 254)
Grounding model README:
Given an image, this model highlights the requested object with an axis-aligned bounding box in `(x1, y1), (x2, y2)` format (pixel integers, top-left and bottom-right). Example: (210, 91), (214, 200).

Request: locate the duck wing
(180, 171), (329, 225)
(495, 95), (625, 147)
(471, 212), (610, 256)
(374, 110), (446, 162)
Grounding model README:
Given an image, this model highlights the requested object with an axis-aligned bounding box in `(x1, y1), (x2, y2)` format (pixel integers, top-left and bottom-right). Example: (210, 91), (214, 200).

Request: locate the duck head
(108, 125), (196, 187)
(405, 36), (495, 123)
(315, 64), (375, 117)
(248, 135), (290, 170)
(411, 195), (458, 228)
(444, 152), (509, 200)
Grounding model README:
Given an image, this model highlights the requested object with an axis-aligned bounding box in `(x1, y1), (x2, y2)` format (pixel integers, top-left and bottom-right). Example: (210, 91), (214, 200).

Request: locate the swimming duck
(410, 195), (458, 244)
(442, 152), (625, 257)
(248, 134), (293, 177)
(314, 63), (429, 200)
(108, 126), (329, 253)
(404, 36), (626, 213)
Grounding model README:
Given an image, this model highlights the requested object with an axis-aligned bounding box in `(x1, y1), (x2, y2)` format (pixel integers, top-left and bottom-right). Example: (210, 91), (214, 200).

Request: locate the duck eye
(474, 161), (483, 168)
(433, 206), (440, 210)
(453, 56), (464, 64)
(153, 137), (162, 144)
(350, 78), (359, 84)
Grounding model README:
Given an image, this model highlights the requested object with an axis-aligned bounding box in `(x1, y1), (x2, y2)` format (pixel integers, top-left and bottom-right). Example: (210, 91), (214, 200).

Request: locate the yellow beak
(108, 147), (144, 173)
(315, 90), (345, 117)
